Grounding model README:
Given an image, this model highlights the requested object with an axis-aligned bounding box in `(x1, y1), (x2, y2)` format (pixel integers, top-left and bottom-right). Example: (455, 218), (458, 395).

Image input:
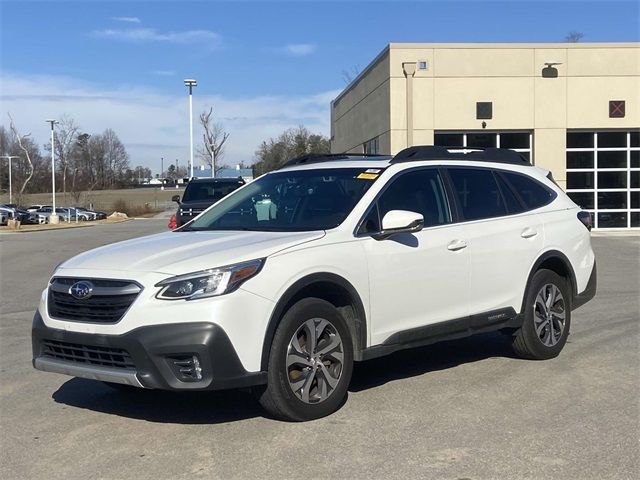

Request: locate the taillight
(168, 214), (177, 230)
(577, 211), (592, 231)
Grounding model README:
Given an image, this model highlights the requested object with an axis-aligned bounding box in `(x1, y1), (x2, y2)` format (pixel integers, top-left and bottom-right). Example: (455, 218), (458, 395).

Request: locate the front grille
(48, 277), (141, 324)
(42, 340), (135, 369)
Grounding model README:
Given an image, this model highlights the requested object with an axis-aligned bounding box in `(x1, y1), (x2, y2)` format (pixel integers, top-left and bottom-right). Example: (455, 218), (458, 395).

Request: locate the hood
(60, 230), (325, 275)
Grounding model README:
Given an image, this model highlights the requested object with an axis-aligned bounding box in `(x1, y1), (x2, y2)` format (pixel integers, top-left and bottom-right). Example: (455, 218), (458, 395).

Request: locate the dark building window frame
(566, 130), (640, 229)
(434, 130), (532, 162)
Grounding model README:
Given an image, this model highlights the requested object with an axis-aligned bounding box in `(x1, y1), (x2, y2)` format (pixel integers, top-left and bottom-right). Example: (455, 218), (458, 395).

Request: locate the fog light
(167, 354), (203, 382)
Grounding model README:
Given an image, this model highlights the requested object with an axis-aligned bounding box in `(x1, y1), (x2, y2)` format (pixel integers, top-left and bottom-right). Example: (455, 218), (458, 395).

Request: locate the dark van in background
(172, 177), (245, 227)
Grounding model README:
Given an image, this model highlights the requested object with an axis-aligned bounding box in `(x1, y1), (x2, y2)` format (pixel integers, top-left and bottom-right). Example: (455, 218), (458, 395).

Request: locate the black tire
(512, 269), (571, 360)
(255, 298), (354, 421)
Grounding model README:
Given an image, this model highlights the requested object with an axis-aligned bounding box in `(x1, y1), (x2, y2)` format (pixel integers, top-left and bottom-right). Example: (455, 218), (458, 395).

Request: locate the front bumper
(32, 311), (267, 391)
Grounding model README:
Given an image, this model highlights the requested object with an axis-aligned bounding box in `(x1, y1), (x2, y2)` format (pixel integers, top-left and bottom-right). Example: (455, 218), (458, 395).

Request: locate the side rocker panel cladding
(260, 273), (367, 370)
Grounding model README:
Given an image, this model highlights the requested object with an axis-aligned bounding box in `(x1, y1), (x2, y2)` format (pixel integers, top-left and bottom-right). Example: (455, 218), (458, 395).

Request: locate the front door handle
(521, 227), (538, 239)
(447, 239), (468, 251)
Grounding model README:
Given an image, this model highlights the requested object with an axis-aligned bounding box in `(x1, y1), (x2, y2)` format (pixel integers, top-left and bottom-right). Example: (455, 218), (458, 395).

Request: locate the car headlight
(155, 258), (265, 300)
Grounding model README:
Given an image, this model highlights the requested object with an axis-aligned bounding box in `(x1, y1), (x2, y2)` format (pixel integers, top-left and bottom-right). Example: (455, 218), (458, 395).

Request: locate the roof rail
(391, 146), (531, 166)
(280, 152), (390, 169)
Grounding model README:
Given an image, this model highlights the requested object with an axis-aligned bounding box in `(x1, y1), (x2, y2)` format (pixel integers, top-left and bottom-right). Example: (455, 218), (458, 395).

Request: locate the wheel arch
(522, 250), (577, 313)
(260, 273), (367, 370)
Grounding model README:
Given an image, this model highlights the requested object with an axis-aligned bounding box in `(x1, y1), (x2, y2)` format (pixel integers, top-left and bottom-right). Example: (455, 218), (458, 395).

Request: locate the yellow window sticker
(357, 173), (379, 180)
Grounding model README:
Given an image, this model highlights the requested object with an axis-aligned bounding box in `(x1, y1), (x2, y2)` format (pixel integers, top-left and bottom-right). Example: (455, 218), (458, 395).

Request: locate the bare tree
(197, 107), (229, 177)
(566, 31), (585, 42)
(341, 65), (361, 84)
(53, 115), (79, 201)
(8, 114), (35, 194)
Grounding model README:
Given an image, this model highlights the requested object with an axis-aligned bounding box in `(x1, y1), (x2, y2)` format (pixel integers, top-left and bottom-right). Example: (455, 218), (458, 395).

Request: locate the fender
(260, 272), (367, 370)
(521, 250), (578, 313)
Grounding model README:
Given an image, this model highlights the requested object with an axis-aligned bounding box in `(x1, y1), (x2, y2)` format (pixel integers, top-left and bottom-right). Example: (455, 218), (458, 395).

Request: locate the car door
(358, 167), (470, 346)
(446, 167), (545, 317)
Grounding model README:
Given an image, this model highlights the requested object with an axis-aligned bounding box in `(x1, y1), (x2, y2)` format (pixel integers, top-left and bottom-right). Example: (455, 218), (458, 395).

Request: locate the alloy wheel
(533, 283), (566, 347)
(286, 318), (344, 404)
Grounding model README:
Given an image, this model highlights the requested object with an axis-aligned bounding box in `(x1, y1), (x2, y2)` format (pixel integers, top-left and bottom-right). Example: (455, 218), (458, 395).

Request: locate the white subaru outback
(33, 146), (596, 421)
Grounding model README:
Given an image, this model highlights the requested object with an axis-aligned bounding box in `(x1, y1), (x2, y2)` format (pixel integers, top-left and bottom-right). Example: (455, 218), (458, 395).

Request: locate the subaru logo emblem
(69, 281), (93, 300)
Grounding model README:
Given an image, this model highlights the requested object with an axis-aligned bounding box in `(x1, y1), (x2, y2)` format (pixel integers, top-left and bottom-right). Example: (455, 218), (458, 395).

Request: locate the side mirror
(373, 210), (424, 240)
(171, 195), (181, 203)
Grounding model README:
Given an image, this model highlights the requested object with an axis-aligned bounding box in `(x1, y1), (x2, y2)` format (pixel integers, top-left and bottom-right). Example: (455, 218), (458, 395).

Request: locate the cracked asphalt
(1, 220), (638, 479)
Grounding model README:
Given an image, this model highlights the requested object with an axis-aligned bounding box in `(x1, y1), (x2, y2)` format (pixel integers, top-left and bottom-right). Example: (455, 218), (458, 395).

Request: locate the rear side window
(448, 168), (507, 221)
(501, 172), (555, 210)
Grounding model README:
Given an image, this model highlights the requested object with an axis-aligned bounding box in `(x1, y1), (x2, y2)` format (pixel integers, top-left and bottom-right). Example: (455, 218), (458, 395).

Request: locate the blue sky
(1, 0), (639, 172)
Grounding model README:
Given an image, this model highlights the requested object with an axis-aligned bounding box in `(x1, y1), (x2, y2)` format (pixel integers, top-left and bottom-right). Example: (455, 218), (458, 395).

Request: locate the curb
(0, 218), (134, 234)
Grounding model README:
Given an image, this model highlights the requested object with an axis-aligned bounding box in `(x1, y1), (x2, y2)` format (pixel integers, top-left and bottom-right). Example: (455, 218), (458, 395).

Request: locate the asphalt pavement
(1, 220), (638, 479)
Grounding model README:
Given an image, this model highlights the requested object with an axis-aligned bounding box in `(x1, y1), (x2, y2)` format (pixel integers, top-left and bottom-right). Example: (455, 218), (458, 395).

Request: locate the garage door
(434, 131), (532, 162)
(566, 130), (640, 229)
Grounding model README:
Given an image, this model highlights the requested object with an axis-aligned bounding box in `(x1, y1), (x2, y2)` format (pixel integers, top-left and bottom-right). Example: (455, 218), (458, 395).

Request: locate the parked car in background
(73, 208), (97, 220)
(0, 208), (8, 225)
(172, 177), (245, 227)
(26, 205), (51, 212)
(1, 204), (32, 224)
(77, 207), (107, 220)
(61, 207), (93, 221)
(33, 207), (71, 223)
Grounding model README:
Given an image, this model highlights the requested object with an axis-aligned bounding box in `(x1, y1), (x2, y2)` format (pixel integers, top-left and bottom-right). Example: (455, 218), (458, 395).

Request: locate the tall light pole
(0, 155), (19, 205)
(45, 119), (59, 224)
(184, 79), (197, 179)
(160, 156), (164, 190)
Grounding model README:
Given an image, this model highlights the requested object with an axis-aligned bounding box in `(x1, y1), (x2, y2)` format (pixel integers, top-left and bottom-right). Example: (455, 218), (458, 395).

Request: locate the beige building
(331, 43), (640, 228)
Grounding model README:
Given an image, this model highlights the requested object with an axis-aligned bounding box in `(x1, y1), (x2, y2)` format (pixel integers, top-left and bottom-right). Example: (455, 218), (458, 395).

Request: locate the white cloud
(0, 73), (338, 172)
(92, 28), (221, 45)
(152, 70), (175, 76)
(281, 43), (317, 56)
(112, 16), (141, 24)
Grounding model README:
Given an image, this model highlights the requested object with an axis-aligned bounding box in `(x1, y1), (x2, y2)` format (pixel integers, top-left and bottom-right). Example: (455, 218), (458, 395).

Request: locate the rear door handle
(447, 239), (468, 251)
(521, 227), (538, 239)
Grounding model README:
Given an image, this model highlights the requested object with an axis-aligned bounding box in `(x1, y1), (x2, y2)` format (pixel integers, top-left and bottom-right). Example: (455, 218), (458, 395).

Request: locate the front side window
(448, 168), (506, 221)
(185, 168), (382, 232)
(376, 169), (451, 228)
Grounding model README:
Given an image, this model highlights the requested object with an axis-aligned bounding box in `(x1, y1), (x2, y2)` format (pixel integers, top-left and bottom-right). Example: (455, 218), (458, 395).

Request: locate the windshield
(182, 181), (244, 203)
(183, 168), (382, 232)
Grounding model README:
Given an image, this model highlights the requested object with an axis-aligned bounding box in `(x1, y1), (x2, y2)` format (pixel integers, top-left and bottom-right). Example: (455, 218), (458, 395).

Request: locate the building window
(363, 136), (379, 155)
(566, 130), (640, 229)
(434, 131), (532, 162)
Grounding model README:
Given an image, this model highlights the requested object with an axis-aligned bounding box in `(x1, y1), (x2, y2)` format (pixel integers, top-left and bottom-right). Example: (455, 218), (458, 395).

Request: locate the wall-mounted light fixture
(542, 61), (563, 78)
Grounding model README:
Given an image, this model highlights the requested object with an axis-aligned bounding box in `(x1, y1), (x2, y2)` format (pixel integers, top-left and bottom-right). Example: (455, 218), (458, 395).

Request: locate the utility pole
(184, 79), (197, 179)
(45, 119), (59, 224)
(0, 155), (19, 204)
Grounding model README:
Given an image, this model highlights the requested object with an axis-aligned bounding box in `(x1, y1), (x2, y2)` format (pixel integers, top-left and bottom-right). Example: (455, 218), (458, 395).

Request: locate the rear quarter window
(500, 172), (556, 210)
